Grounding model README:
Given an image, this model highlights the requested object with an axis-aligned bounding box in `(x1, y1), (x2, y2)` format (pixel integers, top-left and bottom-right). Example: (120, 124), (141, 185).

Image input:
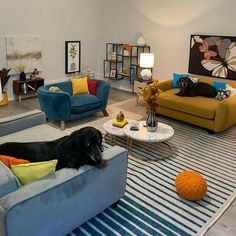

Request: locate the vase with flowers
(0, 68), (11, 106)
(17, 64), (26, 81)
(143, 80), (161, 132)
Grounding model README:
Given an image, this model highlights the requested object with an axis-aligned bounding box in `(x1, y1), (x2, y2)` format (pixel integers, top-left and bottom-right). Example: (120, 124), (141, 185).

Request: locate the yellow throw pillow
(11, 159), (58, 185)
(71, 76), (89, 95)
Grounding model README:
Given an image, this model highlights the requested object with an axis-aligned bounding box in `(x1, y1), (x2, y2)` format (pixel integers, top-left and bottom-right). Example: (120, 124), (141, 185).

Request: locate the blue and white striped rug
(66, 117), (236, 236)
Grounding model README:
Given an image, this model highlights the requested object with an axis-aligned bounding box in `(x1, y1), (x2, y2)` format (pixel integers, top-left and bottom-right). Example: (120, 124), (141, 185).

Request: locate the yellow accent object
(11, 159), (58, 185)
(0, 92), (8, 106)
(112, 119), (128, 128)
(71, 76), (89, 95)
(175, 170), (207, 201)
(155, 78), (236, 132)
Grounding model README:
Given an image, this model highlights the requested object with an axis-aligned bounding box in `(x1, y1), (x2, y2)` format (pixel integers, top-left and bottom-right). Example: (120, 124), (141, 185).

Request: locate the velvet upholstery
(37, 79), (110, 122)
(155, 77), (236, 132)
(0, 110), (128, 236)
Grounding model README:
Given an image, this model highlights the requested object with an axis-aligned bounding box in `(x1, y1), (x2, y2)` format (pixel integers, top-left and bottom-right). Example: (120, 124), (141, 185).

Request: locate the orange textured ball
(175, 170), (207, 201)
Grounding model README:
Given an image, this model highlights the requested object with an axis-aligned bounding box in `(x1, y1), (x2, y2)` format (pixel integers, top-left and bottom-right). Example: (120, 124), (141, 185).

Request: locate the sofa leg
(111, 200), (120, 208)
(207, 129), (215, 134)
(60, 121), (65, 130)
(102, 109), (109, 117)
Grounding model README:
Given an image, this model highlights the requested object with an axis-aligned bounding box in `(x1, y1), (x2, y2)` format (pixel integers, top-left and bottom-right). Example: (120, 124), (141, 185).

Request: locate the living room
(0, 0), (236, 236)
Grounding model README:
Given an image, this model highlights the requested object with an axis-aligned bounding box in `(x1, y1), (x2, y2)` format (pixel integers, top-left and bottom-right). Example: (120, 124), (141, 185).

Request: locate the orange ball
(175, 170), (207, 201)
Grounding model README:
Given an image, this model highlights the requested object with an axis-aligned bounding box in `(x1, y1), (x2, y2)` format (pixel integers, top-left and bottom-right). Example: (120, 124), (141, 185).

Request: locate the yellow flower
(143, 80), (161, 110)
(17, 64), (26, 73)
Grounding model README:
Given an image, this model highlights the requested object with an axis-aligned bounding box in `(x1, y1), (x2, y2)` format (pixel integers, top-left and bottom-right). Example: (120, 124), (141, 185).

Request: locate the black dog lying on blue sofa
(175, 77), (217, 98)
(0, 127), (106, 170)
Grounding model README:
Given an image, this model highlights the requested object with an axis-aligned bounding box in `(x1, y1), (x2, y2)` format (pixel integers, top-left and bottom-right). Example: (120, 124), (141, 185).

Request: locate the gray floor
(0, 88), (235, 235)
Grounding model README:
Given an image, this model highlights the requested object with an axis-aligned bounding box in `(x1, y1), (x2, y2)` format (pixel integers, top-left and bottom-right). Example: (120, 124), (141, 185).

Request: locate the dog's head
(178, 77), (192, 89)
(70, 127), (104, 166)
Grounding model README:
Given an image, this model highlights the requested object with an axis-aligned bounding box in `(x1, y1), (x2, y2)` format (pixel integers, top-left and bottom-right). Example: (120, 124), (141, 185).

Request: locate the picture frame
(110, 69), (116, 78)
(188, 34), (236, 80)
(65, 41), (81, 74)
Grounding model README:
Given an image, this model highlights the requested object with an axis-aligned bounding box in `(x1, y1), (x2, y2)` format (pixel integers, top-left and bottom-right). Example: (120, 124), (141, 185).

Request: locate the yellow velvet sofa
(156, 77), (236, 132)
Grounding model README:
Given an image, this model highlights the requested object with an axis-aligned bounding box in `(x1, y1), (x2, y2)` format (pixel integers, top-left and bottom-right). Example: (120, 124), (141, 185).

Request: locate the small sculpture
(116, 111), (125, 122)
(30, 68), (39, 79)
(137, 35), (146, 46)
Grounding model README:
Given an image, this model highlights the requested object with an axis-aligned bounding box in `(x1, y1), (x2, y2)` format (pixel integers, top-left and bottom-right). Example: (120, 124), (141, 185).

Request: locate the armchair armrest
(96, 80), (110, 108)
(0, 146), (128, 236)
(215, 96), (236, 132)
(156, 79), (173, 91)
(37, 87), (71, 121)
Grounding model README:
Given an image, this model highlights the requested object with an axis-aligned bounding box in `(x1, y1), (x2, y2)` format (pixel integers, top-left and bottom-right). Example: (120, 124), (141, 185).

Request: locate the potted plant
(69, 44), (77, 71)
(17, 64), (26, 81)
(0, 68), (11, 106)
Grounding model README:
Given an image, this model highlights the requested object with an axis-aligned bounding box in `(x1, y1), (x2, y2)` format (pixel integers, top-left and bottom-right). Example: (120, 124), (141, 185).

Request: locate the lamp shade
(140, 53), (154, 68)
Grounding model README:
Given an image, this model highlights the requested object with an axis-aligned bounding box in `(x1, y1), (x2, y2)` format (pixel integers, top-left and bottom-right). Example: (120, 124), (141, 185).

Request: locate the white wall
(97, 0), (236, 90)
(0, 0), (101, 99)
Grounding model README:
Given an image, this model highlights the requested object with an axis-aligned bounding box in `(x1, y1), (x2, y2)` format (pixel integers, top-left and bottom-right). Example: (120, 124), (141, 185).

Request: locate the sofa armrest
(0, 146), (128, 236)
(0, 110), (45, 137)
(37, 87), (71, 121)
(215, 96), (236, 132)
(96, 80), (110, 108)
(156, 79), (173, 91)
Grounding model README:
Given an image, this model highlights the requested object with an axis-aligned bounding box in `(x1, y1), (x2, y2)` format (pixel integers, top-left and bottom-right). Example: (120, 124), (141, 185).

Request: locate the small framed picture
(110, 69), (116, 78)
(65, 41), (81, 74)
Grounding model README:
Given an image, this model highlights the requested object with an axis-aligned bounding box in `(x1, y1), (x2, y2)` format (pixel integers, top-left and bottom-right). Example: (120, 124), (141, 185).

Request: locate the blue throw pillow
(172, 73), (189, 88)
(213, 81), (226, 92)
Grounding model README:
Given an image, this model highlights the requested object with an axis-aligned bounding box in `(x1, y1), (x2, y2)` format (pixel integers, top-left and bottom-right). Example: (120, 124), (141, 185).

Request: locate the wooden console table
(13, 77), (44, 102)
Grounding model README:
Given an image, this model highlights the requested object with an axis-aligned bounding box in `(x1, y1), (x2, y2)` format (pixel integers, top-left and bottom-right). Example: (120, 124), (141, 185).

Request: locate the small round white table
(123, 122), (174, 160)
(103, 119), (137, 145)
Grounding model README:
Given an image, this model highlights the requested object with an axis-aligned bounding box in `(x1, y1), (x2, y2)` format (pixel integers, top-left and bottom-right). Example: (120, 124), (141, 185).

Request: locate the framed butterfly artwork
(188, 34), (236, 80)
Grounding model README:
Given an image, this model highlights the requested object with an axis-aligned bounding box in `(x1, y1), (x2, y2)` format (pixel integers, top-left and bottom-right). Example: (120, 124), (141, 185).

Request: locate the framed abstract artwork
(65, 41), (81, 74)
(188, 34), (236, 80)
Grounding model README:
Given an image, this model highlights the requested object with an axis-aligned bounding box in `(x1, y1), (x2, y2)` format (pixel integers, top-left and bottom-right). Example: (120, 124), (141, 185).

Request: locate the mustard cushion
(11, 159), (58, 185)
(71, 76), (89, 95)
(158, 89), (220, 119)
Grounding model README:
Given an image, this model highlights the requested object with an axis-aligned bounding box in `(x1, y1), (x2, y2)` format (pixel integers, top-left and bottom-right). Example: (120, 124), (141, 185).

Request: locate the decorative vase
(0, 92), (8, 106)
(146, 109), (157, 132)
(137, 35), (146, 46)
(20, 72), (26, 81)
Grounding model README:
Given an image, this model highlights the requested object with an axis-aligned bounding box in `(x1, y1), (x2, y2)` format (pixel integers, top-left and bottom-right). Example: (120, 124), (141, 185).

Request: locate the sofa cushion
(70, 94), (102, 113)
(0, 161), (20, 198)
(158, 89), (220, 119)
(11, 160), (58, 185)
(0, 155), (30, 169)
(71, 77), (89, 95)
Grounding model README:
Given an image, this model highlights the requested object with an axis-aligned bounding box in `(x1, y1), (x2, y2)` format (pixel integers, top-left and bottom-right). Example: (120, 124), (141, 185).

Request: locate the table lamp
(140, 53), (154, 81)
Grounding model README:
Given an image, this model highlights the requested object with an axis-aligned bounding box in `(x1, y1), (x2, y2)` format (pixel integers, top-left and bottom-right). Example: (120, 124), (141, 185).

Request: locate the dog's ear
(96, 129), (104, 152)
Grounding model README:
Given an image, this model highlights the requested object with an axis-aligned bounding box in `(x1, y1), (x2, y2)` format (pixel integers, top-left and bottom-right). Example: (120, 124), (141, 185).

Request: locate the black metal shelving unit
(103, 43), (151, 83)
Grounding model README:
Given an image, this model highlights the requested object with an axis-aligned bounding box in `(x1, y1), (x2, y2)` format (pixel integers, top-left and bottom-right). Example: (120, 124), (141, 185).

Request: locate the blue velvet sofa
(0, 110), (128, 236)
(37, 79), (110, 129)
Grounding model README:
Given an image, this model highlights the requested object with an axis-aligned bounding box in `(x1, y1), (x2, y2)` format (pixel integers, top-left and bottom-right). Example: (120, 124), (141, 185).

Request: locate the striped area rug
(65, 117), (236, 236)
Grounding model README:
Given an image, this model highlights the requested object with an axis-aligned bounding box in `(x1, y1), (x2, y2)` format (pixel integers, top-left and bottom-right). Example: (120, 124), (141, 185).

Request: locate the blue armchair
(37, 79), (110, 129)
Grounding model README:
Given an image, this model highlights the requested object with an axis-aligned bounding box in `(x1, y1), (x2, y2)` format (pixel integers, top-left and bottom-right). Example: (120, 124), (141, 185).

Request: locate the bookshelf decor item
(110, 69), (116, 78)
(189, 34), (236, 80)
(65, 41), (81, 74)
(103, 43), (151, 83)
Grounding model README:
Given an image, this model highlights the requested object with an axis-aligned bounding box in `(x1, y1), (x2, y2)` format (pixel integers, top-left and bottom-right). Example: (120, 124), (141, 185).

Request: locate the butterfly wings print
(201, 42), (236, 78)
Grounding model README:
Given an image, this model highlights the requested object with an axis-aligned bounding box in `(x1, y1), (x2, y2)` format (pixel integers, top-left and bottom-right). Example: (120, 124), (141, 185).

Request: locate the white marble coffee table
(123, 121), (174, 160)
(103, 119), (137, 145)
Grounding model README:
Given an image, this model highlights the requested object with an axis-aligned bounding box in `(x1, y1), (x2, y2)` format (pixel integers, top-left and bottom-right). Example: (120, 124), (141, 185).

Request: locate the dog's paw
(99, 159), (108, 168)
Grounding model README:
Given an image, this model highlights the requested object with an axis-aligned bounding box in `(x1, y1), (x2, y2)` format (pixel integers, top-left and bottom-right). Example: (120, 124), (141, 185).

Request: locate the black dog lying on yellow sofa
(175, 77), (217, 98)
(0, 127), (106, 170)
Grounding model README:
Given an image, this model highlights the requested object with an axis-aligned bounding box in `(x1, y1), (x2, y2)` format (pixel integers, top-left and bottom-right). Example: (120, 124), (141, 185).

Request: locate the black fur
(175, 77), (217, 98)
(0, 127), (106, 170)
